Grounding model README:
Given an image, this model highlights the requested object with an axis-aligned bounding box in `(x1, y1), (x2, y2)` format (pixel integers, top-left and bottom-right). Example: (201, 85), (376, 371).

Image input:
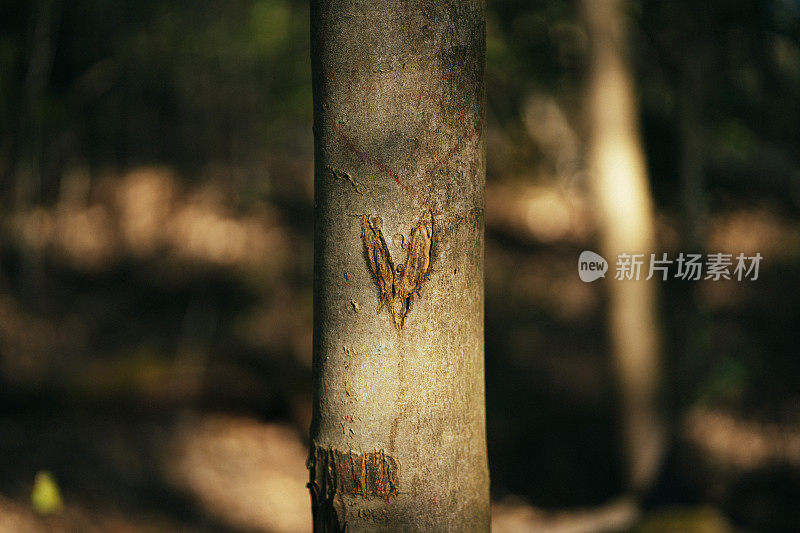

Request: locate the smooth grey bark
(308, 0), (489, 531)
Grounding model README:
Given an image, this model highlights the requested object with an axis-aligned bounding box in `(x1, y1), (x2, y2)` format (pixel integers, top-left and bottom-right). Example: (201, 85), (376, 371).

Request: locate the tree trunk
(675, 42), (711, 412)
(14, 0), (59, 303)
(678, 48), (708, 254)
(308, 1), (489, 532)
(582, 0), (665, 494)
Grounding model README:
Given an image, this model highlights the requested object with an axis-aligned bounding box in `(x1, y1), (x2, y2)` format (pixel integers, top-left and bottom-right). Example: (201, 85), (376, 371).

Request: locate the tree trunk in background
(676, 44), (711, 411)
(309, 1), (489, 531)
(13, 0), (59, 302)
(582, 0), (665, 494)
(678, 52), (708, 254)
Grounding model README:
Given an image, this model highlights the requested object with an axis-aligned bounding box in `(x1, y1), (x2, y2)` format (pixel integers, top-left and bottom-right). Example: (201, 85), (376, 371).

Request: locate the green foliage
(634, 506), (733, 533)
(0, 0), (312, 198)
(31, 470), (64, 515)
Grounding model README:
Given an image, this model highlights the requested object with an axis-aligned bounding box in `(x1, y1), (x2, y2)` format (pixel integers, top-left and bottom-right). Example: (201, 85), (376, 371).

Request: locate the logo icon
(578, 250), (608, 282)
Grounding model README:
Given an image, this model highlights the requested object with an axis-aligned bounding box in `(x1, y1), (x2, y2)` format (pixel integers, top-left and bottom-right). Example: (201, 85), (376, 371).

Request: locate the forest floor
(1, 168), (799, 532)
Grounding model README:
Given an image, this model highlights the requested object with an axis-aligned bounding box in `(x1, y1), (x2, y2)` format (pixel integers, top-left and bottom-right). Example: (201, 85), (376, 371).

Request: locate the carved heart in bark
(360, 210), (433, 330)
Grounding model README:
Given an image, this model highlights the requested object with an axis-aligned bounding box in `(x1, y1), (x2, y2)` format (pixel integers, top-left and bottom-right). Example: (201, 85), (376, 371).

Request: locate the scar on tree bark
(360, 210), (433, 330)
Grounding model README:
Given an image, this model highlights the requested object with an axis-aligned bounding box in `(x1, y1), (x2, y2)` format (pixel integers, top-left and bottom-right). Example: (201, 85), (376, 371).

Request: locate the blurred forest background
(1, 0), (800, 531)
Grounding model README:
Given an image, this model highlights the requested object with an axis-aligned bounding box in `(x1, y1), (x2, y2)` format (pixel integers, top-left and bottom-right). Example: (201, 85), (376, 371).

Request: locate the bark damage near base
(308, 445), (399, 531)
(360, 210), (433, 330)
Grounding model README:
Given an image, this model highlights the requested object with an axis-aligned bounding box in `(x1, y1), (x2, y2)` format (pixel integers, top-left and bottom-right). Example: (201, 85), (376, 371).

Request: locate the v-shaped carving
(360, 210), (433, 330)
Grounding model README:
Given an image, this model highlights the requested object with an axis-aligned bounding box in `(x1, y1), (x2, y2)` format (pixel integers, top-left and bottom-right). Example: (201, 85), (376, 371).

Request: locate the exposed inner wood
(360, 210), (433, 330)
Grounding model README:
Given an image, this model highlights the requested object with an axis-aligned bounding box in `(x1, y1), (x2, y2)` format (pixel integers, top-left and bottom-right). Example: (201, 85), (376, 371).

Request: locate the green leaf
(31, 471), (63, 515)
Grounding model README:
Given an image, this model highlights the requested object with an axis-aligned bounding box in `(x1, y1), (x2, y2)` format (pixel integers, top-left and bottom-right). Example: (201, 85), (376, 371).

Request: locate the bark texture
(309, 0), (489, 531)
(583, 0), (665, 493)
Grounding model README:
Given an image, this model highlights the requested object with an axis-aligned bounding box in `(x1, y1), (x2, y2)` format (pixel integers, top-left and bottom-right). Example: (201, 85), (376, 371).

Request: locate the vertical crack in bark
(308, 447), (345, 532)
(360, 210), (433, 330)
(328, 165), (364, 195)
(360, 215), (395, 314)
